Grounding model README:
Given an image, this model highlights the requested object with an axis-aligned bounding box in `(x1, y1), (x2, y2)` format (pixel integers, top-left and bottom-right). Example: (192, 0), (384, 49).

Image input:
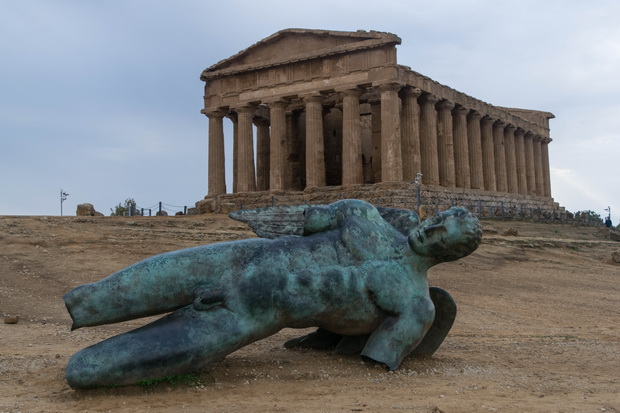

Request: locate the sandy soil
(1, 213), (619, 413)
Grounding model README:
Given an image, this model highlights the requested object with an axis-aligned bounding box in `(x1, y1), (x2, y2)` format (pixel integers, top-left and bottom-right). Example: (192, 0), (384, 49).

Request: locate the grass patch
(83, 370), (215, 390)
(137, 371), (214, 388)
(536, 334), (579, 342)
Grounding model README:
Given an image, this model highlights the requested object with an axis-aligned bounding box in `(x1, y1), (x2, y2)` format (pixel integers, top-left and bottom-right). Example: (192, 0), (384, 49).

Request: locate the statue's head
(409, 207), (482, 263)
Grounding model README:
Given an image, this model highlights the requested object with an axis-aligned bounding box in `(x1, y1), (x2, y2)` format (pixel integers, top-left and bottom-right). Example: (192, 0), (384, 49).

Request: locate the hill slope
(1, 215), (619, 412)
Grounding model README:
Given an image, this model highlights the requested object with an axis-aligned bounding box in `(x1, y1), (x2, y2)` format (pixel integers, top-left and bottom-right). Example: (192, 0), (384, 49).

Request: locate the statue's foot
(335, 335), (369, 355)
(283, 328), (342, 349)
(284, 329), (370, 355)
(410, 286), (457, 357)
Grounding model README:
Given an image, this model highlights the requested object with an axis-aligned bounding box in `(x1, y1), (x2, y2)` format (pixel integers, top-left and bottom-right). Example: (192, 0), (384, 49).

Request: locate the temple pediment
(201, 28), (401, 80)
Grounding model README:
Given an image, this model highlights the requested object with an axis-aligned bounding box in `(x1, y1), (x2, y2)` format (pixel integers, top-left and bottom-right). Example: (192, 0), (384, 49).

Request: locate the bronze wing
(229, 203), (421, 239)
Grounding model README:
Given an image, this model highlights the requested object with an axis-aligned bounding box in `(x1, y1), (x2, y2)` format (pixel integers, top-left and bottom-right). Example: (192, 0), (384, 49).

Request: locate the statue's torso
(208, 225), (428, 336)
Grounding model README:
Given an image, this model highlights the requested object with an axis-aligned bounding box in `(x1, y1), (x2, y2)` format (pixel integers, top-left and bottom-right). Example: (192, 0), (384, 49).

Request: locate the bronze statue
(63, 200), (481, 389)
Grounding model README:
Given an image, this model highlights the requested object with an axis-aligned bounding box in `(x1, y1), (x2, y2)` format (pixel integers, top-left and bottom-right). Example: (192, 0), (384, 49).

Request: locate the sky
(1, 0), (619, 221)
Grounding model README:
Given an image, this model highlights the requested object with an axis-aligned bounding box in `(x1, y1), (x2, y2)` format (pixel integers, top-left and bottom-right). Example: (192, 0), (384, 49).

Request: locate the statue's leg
(64, 244), (225, 329)
(410, 286), (457, 357)
(66, 305), (261, 389)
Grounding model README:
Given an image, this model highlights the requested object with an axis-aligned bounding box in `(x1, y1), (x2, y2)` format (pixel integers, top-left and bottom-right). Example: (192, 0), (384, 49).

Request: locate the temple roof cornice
(395, 65), (551, 136)
(201, 29), (400, 81)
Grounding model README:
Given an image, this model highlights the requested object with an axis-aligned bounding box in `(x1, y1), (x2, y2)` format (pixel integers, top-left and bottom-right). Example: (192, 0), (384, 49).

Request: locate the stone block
(76, 203), (102, 217)
(196, 199), (216, 214)
(219, 202), (239, 214)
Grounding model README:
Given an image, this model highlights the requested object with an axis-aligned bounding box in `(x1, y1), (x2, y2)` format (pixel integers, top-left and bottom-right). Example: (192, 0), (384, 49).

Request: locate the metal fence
(128, 202), (189, 216)
(124, 194), (602, 227)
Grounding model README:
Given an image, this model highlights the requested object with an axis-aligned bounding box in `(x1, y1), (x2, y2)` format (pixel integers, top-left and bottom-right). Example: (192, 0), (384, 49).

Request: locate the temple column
(285, 110), (303, 190)
(226, 112), (239, 193)
(493, 120), (508, 192)
(504, 124), (518, 194)
(234, 104), (257, 193)
(480, 116), (497, 191)
(254, 117), (270, 191)
(378, 82), (404, 182)
(418, 93), (440, 185)
(541, 137), (552, 198)
(466, 111), (483, 190)
(400, 87), (422, 182)
(206, 110), (226, 196)
(340, 88), (363, 185)
(369, 98), (382, 182)
(514, 128), (528, 195)
(303, 93), (326, 188)
(533, 135), (545, 196)
(267, 100), (288, 190)
(524, 132), (536, 195)
(452, 105), (471, 188)
(436, 99), (456, 187)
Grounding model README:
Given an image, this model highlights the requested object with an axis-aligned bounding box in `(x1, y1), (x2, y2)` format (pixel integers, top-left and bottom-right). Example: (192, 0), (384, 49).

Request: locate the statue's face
(409, 208), (482, 262)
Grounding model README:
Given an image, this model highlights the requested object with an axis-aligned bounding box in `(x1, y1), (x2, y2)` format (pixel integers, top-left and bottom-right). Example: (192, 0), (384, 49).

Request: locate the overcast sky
(1, 0), (618, 221)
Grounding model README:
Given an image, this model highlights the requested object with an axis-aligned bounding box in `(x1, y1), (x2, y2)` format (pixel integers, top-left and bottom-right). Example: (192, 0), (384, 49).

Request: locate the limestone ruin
(197, 29), (557, 214)
(76, 203), (103, 217)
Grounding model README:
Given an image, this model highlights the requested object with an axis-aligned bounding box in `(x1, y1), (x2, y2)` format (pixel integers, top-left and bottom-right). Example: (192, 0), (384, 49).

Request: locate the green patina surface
(63, 200), (481, 389)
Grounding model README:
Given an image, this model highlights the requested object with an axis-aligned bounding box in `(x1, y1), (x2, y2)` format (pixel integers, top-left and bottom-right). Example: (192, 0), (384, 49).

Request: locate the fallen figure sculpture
(63, 199), (482, 389)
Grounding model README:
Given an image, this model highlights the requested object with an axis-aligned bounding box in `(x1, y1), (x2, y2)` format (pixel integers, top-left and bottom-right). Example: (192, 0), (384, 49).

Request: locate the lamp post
(414, 172), (423, 211)
(604, 206), (611, 227)
(60, 189), (69, 216)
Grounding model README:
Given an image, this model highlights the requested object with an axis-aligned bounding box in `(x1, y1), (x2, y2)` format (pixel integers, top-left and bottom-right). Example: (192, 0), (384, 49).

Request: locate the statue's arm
(361, 266), (435, 370)
(361, 294), (435, 370)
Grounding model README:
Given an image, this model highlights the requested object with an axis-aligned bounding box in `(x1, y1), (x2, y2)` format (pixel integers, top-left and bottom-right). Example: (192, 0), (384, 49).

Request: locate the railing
(126, 195), (601, 227)
(127, 202), (190, 217)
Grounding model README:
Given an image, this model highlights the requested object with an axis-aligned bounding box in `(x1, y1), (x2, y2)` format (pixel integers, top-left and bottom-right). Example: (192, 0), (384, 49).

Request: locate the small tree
(575, 210), (602, 224)
(110, 198), (142, 216)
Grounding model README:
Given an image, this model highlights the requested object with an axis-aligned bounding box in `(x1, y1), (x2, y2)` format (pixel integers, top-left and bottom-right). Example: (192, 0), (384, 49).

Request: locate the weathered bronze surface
(63, 200), (481, 389)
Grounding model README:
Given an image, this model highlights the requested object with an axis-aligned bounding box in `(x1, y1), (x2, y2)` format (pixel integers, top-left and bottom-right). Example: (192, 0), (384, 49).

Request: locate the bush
(110, 198), (142, 216)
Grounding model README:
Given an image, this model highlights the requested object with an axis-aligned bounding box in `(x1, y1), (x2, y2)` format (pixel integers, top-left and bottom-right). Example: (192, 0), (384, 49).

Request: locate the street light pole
(414, 172), (423, 212)
(604, 206), (611, 227)
(60, 189), (69, 216)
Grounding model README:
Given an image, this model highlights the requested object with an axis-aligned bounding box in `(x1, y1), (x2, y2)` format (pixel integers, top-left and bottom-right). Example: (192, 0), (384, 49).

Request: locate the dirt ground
(1, 212), (619, 413)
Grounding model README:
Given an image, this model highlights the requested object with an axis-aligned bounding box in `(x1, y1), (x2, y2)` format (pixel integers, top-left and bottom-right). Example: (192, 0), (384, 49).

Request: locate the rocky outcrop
(76, 203), (103, 217)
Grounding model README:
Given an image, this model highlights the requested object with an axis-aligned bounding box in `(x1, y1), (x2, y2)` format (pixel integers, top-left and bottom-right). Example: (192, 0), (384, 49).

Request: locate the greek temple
(198, 29), (556, 214)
